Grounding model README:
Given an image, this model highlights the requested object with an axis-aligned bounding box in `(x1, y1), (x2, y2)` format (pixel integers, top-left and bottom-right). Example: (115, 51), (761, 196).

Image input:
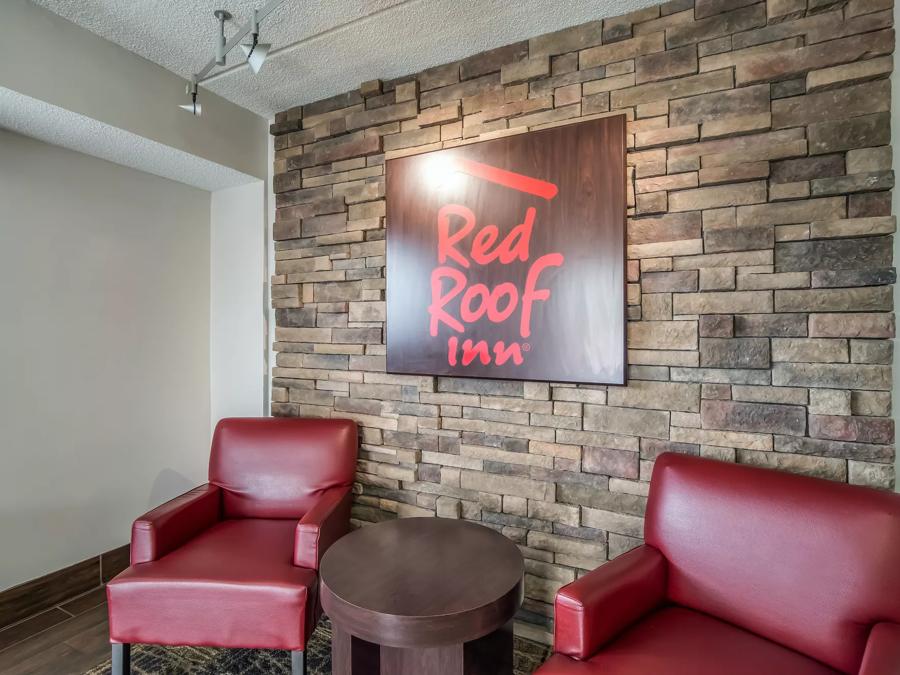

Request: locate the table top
(320, 517), (524, 647)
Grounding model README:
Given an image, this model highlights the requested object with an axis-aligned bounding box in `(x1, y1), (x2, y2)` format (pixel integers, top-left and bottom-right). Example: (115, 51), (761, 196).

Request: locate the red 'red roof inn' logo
(386, 116), (626, 385)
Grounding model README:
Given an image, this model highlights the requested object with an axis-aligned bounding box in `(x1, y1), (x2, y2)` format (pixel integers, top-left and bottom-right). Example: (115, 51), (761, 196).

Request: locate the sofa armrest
(130, 484), (221, 564)
(294, 486), (353, 570)
(860, 623), (900, 675)
(554, 544), (667, 660)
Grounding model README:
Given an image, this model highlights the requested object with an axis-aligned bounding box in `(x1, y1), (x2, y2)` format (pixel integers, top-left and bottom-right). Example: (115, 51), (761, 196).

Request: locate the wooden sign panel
(386, 116), (626, 385)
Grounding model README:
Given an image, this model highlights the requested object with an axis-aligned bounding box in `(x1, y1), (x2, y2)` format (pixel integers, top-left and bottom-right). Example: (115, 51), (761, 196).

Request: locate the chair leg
(111, 643), (131, 675)
(291, 649), (306, 675)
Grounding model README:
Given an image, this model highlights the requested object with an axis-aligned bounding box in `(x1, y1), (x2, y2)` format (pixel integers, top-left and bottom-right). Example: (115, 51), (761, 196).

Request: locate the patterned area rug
(85, 618), (550, 674)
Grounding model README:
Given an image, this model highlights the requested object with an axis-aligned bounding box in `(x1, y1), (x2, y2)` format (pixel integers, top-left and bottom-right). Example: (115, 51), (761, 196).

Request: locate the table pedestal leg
(464, 619), (514, 675)
(332, 619), (513, 675)
(332, 623), (380, 675)
(381, 643), (463, 674)
(332, 620), (514, 675)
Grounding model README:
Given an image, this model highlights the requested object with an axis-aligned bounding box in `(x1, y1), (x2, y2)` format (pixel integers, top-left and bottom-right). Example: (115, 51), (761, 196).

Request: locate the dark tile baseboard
(100, 545), (130, 584)
(0, 544), (129, 632)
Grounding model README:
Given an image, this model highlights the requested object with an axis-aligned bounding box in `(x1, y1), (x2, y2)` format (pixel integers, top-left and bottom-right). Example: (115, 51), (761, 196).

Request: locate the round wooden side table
(320, 517), (525, 675)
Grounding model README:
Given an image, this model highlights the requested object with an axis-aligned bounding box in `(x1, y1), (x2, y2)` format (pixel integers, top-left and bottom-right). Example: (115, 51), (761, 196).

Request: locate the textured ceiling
(0, 87), (257, 191)
(34, 0), (660, 118)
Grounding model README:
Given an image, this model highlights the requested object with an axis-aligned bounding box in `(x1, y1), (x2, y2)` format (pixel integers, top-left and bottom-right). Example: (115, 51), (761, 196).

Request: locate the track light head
(179, 101), (202, 116)
(241, 11), (270, 74)
(240, 39), (271, 73)
(179, 80), (202, 116)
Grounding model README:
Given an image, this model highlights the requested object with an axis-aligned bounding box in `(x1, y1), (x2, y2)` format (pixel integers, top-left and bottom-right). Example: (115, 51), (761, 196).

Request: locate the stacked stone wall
(270, 0), (895, 641)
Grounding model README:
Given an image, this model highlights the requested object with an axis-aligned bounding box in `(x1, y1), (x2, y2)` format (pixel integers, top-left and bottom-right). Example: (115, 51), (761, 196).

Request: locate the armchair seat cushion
(538, 606), (839, 675)
(108, 519), (316, 650)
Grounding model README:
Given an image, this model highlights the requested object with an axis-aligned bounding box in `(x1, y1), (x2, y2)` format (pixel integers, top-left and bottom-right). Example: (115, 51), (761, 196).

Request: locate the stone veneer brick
(270, 0), (896, 644)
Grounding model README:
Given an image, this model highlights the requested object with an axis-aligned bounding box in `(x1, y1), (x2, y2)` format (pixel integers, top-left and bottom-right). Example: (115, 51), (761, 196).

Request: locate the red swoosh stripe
(455, 158), (559, 200)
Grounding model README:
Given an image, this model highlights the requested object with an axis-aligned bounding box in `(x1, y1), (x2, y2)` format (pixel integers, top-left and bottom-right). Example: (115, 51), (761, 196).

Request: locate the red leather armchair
(537, 453), (900, 675)
(107, 417), (358, 675)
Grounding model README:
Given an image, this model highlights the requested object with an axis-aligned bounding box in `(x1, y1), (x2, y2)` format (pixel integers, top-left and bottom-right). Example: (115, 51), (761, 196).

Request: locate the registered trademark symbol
(522, 343), (531, 352)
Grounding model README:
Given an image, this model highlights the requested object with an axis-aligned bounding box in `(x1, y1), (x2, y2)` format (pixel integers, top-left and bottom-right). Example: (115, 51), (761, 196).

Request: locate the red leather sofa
(537, 452), (900, 675)
(106, 417), (358, 675)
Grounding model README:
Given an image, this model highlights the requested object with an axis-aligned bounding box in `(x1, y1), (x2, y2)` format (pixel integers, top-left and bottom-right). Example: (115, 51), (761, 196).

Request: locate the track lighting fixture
(240, 10), (271, 74)
(178, 1), (285, 116)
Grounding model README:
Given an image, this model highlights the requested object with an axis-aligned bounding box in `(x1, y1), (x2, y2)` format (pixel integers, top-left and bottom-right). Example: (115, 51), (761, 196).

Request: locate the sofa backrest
(645, 452), (900, 674)
(209, 417), (357, 519)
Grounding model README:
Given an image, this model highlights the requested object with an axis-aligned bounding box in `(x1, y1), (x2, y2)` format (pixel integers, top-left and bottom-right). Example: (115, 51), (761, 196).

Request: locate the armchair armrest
(294, 486), (353, 570)
(130, 484), (221, 564)
(860, 623), (900, 675)
(554, 544), (667, 660)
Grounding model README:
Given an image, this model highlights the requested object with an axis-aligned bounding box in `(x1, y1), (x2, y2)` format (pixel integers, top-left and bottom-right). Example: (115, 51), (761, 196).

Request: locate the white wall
(0, 129), (212, 590)
(210, 182), (267, 425)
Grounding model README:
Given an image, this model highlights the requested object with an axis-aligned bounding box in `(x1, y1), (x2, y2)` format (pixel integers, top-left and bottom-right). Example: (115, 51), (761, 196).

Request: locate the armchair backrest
(209, 417), (357, 519)
(645, 452), (900, 674)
